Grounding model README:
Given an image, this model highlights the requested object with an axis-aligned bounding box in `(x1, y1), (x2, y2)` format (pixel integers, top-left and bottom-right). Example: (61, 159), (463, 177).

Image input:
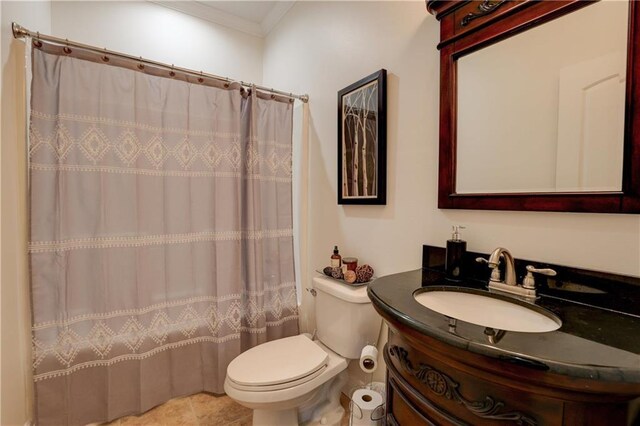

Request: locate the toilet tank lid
(312, 276), (372, 303)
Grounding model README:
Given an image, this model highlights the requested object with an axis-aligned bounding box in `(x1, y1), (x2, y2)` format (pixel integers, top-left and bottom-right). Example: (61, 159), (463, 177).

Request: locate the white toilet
(224, 276), (382, 426)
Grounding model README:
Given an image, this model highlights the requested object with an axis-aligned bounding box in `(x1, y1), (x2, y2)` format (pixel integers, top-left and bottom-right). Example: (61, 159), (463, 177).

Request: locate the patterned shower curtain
(28, 41), (299, 425)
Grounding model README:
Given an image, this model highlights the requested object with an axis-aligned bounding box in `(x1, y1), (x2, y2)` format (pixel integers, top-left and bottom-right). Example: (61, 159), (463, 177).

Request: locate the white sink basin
(414, 289), (562, 333)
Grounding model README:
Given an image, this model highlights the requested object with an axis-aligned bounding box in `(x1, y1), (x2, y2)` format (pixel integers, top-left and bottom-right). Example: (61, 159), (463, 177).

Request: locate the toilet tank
(312, 276), (382, 359)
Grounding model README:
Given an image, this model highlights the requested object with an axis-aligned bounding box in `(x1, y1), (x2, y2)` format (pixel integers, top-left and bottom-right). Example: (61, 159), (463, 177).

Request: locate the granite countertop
(368, 268), (640, 384)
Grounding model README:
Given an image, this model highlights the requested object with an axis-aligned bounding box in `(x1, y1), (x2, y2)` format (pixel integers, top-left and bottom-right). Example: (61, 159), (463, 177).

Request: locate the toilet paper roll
(351, 388), (384, 426)
(359, 345), (378, 373)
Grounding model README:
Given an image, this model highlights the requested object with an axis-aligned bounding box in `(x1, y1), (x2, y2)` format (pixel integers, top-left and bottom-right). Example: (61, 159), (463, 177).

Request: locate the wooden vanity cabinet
(382, 321), (638, 426)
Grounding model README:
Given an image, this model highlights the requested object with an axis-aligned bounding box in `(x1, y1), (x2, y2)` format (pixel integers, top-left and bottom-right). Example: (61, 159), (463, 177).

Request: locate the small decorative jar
(343, 257), (358, 271)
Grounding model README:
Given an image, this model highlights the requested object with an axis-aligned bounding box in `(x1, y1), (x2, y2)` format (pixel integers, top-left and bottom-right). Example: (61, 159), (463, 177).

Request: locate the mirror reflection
(456, 0), (629, 194)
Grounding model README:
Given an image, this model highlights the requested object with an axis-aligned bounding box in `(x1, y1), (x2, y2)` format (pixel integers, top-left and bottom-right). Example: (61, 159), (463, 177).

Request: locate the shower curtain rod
(12, 22), (309, 103)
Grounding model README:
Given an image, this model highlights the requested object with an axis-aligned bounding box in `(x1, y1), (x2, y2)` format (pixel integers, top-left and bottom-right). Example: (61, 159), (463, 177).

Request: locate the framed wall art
(337, 69), (387, 205)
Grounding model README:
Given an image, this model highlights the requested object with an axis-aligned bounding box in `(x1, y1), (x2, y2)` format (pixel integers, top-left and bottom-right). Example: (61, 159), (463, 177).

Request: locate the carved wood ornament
(388, 345), (537, 425)
(461, 1), (509, 26)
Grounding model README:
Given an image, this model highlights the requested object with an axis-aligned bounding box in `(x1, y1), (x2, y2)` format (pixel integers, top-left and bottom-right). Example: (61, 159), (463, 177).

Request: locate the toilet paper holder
(349, 398), (385, 423)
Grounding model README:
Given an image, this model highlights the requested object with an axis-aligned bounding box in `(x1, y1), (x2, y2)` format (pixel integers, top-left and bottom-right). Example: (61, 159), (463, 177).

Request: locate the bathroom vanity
(368, 247), (640, 425)
(370, 1), (640, 423)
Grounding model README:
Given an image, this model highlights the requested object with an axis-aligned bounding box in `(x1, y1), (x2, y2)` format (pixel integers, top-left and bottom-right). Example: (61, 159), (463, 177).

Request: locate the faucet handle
(526, 265), (557, 276)
(476, 257), (502, 282)
(523, 265), (557, 289)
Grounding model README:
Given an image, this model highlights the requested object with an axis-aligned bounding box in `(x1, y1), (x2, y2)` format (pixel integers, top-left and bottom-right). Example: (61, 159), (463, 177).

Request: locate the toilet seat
(227, 363), (327, 391)
(226, 335), (329, 392)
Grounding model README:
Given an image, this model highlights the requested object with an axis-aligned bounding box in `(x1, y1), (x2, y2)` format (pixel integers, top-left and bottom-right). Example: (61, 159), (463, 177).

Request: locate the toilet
(224, 276), (382, 426)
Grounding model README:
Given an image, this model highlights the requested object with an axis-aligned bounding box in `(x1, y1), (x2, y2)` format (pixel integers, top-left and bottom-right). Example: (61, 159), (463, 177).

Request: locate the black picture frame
(337, 69), (387, 205)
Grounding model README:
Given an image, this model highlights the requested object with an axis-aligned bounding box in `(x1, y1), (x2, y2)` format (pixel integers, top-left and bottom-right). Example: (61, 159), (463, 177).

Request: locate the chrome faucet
(477, 247), (556, 300)
(487, 247), (516, 286)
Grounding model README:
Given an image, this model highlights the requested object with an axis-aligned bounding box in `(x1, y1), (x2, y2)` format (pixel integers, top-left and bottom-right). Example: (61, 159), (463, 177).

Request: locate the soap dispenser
(445, 225), (466, 281)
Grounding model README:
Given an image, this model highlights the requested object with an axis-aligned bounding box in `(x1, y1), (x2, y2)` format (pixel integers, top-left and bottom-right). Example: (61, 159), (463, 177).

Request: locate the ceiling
(150, 1), (296, 37)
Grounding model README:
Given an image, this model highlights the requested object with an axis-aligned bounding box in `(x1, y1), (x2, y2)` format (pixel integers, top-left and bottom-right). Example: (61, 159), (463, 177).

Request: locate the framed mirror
(428, 0), (640, 213)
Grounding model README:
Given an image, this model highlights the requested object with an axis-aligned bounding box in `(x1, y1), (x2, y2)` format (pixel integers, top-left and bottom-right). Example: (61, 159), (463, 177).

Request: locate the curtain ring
(33, 32), (42, 48)
(169, 64), (175, 77)
(137, 56), (144, 70)
(101, 48), (109, 62)
(63, 39), (72, 55)
(198, 71), (204, 83)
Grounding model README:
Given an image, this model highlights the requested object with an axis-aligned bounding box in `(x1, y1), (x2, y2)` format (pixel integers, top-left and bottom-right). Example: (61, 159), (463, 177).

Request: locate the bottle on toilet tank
(445, 226), (466, 281)
(331, 246), (342, 268)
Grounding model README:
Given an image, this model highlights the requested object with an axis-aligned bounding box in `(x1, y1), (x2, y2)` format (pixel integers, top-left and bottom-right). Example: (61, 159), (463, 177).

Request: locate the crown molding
(261, 2), (295, 36)
(148, 1), (295, 38)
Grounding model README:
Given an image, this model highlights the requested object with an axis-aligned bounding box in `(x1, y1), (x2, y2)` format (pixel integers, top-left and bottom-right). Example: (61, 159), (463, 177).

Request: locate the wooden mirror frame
(427, 0), (640, 213)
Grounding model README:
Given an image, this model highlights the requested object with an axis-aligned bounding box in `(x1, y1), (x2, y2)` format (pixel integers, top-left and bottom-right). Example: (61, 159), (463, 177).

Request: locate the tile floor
(102, 392), (351, 426)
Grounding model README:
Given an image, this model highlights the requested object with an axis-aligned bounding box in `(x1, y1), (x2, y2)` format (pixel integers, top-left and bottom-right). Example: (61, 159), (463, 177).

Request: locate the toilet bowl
(224, 276), (382, 426)
(224, 335), (348, 425)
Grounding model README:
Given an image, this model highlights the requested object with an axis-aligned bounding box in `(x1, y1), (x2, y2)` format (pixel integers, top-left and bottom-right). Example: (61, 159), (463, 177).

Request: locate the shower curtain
(28, 42), (299, 425)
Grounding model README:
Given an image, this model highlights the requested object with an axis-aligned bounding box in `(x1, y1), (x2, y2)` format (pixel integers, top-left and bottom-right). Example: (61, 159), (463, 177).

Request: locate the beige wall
(51, 1), (264, 85)
(1, 2), (51, 425)
(264, 0), (440, 388)
(262, 0), (640, 388)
